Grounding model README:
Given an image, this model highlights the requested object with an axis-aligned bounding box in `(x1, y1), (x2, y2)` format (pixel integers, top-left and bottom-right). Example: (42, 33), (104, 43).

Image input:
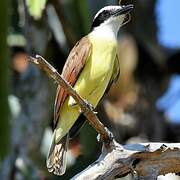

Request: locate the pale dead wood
(29, 55), (180, 180)
(72, 142), (180, 180)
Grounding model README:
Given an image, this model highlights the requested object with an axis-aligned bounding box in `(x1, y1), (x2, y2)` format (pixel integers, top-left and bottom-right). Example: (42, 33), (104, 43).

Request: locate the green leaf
(26, 0), (48, 20)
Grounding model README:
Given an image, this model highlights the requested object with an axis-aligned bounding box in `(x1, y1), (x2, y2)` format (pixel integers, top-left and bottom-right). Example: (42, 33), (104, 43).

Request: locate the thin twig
(28, 55), (113, 144)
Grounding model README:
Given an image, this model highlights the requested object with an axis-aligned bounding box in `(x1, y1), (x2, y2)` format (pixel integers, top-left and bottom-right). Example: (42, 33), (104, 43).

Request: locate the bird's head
(91, 5), (133, 33)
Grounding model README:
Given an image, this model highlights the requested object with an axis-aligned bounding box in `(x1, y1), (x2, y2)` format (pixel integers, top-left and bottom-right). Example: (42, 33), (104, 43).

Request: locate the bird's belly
(74, 41), (117, 106)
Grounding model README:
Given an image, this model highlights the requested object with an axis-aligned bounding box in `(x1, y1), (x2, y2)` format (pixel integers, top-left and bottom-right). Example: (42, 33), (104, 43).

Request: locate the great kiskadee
(47, 4), (133, 175)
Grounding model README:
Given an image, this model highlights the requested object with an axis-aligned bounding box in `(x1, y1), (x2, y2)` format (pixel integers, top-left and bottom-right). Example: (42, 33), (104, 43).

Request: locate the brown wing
(54, 36), (92, 128)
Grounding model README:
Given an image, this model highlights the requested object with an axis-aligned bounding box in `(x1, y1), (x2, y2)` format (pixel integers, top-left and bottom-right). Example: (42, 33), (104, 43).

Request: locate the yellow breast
(73, 35), (117, 106)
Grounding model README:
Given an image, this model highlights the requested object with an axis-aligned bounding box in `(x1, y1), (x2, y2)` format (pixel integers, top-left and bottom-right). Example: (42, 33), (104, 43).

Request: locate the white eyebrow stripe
(93, 6), (122, 20)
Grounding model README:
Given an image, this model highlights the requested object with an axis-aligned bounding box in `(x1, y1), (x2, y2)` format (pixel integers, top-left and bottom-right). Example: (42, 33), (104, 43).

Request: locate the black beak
(113, 4), (134, 16)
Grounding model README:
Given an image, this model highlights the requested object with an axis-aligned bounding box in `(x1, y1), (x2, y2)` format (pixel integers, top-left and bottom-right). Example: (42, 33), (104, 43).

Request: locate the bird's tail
(46, 131), (69, 176)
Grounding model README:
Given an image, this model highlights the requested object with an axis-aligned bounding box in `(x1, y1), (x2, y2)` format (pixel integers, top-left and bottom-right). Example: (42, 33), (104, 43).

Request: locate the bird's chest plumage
(73, 36), (117, 106)
(90, 39), (117, 80)
(84, 36), (117, 83)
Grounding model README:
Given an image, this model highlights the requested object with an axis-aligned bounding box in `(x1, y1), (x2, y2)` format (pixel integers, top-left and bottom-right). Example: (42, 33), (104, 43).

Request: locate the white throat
(91, 18), (124, 41)
(91, 25), (118, 41)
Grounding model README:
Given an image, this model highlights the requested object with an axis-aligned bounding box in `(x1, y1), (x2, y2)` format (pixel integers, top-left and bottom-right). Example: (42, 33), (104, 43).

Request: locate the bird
(46, 4), (133, 175)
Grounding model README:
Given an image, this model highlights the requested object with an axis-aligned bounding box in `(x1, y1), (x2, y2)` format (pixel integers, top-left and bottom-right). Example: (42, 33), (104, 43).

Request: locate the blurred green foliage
(26, 0), (48, 20)
(75, 0), (90, 34)
(0, 0), (10, 159)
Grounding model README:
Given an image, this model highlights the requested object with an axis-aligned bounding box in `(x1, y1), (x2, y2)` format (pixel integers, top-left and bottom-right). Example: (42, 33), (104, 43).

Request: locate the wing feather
(54, 36), (92, 127)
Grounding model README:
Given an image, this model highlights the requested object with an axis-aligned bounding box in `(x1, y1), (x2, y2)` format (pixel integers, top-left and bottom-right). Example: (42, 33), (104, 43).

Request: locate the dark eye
(91, 10), (111, 30)
(101, 10), (111, 19)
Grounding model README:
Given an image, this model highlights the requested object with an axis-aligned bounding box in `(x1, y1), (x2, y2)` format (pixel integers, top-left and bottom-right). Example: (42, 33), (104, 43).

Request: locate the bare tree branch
(28, 55), (113, 144)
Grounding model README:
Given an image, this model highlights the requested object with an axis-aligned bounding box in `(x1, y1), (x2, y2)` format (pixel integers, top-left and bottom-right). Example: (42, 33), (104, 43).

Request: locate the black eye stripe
(91, 10), (114, 30)
(101, 10), (111, 17)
